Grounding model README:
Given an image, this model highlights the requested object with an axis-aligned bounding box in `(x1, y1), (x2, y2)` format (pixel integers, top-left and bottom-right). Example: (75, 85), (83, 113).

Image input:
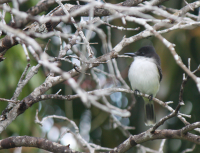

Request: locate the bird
(124, 46), (162, 126)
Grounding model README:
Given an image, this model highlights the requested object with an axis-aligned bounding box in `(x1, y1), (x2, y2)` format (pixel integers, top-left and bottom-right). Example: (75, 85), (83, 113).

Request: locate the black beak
(124, 53), (136, 57)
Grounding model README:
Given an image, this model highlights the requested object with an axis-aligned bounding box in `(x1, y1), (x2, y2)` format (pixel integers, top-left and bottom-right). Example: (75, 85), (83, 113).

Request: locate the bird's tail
(144, 97), (156, 126)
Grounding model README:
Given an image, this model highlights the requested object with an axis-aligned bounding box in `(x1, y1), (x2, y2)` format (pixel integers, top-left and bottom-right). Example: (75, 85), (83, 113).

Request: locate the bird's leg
(134, 89), (141, 96)
(148, 94), (153, 101)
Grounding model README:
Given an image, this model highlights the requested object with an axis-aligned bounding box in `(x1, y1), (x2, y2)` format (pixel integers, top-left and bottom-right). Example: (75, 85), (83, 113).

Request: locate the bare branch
(109, 126), (200, 153)
(0, 136), (82, 153)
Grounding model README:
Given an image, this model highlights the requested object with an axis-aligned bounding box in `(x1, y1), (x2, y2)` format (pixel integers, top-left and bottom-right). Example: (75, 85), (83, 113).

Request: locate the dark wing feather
(157, 65), (162, 82)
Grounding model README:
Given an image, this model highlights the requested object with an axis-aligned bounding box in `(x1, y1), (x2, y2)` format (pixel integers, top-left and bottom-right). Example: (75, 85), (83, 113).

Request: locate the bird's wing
(157, 65), (162, 82)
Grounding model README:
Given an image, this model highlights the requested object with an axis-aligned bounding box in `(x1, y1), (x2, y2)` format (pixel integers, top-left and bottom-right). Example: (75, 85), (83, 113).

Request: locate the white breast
(128, 57), (160, 97)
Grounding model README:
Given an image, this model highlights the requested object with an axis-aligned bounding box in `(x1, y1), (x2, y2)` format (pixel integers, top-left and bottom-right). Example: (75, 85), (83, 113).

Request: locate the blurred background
(0, 0), (200, 152)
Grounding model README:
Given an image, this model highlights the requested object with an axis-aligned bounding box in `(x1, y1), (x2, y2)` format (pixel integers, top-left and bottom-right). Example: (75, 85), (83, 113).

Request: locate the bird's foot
(148, 94), (153, 101)
(134, 89), (141, 96)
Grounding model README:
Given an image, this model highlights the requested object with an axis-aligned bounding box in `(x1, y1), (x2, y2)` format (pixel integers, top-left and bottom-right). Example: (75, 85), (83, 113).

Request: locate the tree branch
(0, 136), (82, 153)
(110, 123), (200, 153)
